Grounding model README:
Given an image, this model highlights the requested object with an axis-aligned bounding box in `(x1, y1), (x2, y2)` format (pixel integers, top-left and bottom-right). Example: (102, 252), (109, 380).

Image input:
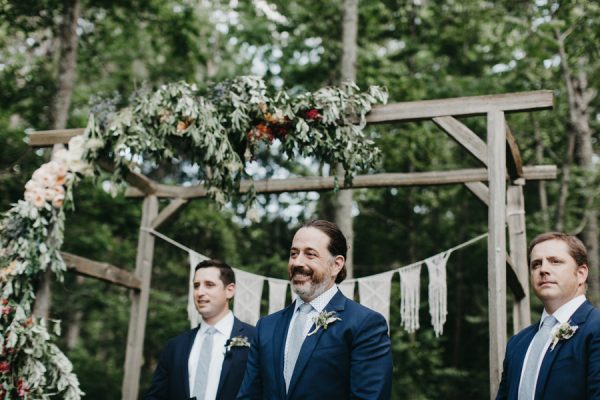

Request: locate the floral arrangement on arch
(85, 76), (387, 204)
(0, 76), (387, 398)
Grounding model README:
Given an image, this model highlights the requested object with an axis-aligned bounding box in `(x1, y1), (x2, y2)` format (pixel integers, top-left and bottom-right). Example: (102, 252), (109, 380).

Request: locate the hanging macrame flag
(398, 263), (421, 333)
(188, 251), (209, 328)
(358, 272), (394, 328)
(233, 268), (265, 325)
(425, 251), (452, 337)
(268, 279), (289, 314)
(338, 280), (355, 300)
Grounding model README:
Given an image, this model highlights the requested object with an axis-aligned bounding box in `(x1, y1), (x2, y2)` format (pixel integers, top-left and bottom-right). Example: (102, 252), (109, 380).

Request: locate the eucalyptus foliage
(85, 76), (387, 204)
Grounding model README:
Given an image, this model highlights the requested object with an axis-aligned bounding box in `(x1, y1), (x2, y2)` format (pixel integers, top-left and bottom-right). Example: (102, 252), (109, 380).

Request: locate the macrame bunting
(338, 280), (355, 300)
(233, 268), (264, 325)
(268, 279), (289, 315)
(188, 251), (208, 328)
(358, 272), (394, 328)
(398, 263), (422, 334)
(425, 251), (452, 337)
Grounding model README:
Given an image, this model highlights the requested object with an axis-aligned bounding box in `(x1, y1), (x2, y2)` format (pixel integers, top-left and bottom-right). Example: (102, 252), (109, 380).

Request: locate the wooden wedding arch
(29, 90), (555, 399)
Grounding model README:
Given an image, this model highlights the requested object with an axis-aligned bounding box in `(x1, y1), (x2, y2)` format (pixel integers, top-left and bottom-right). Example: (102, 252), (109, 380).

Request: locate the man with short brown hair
(496, 232), (600, 400)
(146, 259), (255, 400)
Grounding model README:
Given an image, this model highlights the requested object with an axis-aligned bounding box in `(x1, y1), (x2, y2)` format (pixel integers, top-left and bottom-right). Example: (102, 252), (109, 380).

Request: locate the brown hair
(528, 232), (588, 267)
(194, 259), (236, 286)
(301, 220), (347, 283)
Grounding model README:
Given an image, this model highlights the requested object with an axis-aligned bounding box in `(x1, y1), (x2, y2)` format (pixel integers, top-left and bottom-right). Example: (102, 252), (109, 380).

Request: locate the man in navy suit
(497, 232), (600, 400)
(145, 259), (256, 400)
(237, 220), (392, 400)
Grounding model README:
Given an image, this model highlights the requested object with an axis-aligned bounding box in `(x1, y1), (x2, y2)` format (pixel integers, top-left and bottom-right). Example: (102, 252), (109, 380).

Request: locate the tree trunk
(556, 29), (600, 303)
(335, 0), (359, 277)
(531, 113), (550, 231)
(34, 0), (81, 320)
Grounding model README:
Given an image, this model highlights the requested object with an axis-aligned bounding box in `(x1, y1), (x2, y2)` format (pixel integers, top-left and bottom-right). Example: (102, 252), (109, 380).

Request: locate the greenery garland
(85, 76), (387, 204)
(0, 76), (386, 398)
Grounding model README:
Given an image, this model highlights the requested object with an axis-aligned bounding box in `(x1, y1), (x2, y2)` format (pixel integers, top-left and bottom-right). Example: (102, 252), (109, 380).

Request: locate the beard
(289, 265), (331, 301)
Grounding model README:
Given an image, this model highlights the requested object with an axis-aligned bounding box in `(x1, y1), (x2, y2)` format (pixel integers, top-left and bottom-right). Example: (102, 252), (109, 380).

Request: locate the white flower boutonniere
(224, 336), (251, 355)
(307, 311), (341, 336)
(550, 321), (578, 351)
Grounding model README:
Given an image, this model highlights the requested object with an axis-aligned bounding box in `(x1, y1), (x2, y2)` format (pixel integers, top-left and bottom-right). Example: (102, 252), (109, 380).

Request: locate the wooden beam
(506, 124), (524, 181)
(61, 252), (140, 290)
(505, 253), (526, 301)
(125, 165), (557, 199)
(464, 181), (489, 206)
(27, 128), (84, 147)
(151, 198), (189, 230)
(432, 116), (487, 166)
(366, 90), (553, 123)
(122, 196), (158, 400)
(96, 159), (157, 195)
(487, 110), (507, 399)
(507, 185), (531, 333)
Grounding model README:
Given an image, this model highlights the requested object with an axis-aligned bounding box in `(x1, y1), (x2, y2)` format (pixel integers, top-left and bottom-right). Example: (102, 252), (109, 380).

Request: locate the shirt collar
(199, 310), (234, 336)
(294, 284), (339, 313)
(541, 294), (586, 326)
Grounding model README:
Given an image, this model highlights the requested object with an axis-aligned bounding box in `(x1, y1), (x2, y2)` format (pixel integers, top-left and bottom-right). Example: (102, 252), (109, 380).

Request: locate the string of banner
(141, 227), (487, 337)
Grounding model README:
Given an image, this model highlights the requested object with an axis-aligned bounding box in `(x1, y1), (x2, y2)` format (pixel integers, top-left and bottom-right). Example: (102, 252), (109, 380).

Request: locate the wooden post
(122, 195), (158, 400)
(487, 110), (507, 399)
(507, 184), (531, 333)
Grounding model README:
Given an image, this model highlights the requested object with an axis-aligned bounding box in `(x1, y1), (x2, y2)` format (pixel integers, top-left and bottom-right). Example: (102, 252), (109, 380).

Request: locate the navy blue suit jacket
(236, 290), (392, 400)
(496, 300), (600, 400)
(145, 317), (256, 400)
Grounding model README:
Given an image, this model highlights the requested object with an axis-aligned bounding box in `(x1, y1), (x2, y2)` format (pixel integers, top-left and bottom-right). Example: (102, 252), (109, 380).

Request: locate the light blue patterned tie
(193, 326), (217, 400)
(518, 315), (558, 400)
(284, 303), (313, 391)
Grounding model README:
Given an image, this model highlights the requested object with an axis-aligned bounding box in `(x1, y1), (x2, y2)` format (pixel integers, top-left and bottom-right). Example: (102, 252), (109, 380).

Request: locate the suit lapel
(534, 301), (594, 400)
(287, 291), (347, 397)
(275, 304), (295, 399)
(184, 326), (201, 399)
(216, 317), (244, 399)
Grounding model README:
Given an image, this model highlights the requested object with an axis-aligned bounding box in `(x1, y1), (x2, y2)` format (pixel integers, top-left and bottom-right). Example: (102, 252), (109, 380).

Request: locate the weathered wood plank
(122, 196), (158, 400)
(27, 128), (84, 147)
(151, 198), (188, 230)
(464, 181), (489, 206)
(366, 90), (553, 123)
(61, 252), (140, 290)
(507, 185), (531, 333)
(125, 165), (557, 198)
(487, 110), (507, 399)
(506, 253), (526, 301)
(432, 116), (487, 166)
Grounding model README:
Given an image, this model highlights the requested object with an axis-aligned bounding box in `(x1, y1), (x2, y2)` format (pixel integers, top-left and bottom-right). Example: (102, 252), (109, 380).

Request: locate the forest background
(0, 0), (599, 399)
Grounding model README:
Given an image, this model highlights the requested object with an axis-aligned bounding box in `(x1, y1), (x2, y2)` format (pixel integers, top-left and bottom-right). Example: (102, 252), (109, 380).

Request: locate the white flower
(67, 135), (86, 159)
(52, 193), (65, 209)
(550, 321), (578, 351)
(307, 311), (341, 336)
(85, 138), (104, 151)
(52, 148), (70, 165)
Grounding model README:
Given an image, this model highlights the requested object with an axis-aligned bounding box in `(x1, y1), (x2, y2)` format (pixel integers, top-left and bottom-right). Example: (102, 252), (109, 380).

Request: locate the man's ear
(226, 282), (236, 300)
(577, 264), (589, 287)
(332, 255), (344, 276)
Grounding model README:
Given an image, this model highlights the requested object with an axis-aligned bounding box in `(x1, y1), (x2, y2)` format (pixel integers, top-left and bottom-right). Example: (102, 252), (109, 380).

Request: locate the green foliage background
(1, 0), (598, 398)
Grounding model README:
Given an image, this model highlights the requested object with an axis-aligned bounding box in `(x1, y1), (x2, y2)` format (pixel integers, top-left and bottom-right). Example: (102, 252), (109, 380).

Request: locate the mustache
(290, 266), (312, 277)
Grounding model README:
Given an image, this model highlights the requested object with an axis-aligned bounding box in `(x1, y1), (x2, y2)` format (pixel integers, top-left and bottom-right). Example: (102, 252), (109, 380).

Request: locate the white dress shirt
(518, 294), (586, 399)
(188, 311), (234, 400)
(284, 285), (339, 364)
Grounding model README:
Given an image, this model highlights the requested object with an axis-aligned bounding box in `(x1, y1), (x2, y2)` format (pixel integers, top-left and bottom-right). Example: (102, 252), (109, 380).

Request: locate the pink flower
(305, 108), (321, 120)
(0, 362), (9, 373)
(52, 194), (65, 209)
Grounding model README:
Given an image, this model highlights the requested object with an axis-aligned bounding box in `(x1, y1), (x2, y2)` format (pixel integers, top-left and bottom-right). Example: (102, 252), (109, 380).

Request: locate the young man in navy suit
(496, 232), (600, 400)
(145, 259), (256, 400)
(237, 220), (392, 400)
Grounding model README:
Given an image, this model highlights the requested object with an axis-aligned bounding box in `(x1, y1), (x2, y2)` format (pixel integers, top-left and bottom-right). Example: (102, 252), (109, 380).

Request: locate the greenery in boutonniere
(224, 335), (251, 355)
(307, 311), (341, 336)
(550, 321), (578, 351)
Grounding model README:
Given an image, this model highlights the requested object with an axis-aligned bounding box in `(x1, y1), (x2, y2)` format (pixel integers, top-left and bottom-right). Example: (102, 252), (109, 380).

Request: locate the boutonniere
(550, 321), (578, 351)
(224, 336), (251, 355)
(307, 311), (341, 336)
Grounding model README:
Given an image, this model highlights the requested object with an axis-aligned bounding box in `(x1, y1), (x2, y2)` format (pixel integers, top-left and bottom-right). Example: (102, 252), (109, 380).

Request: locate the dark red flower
(305, 108), (321, 120)
(1, 299), (8, 306)
(17, 377), (28, 397)
(1, 307), (11, 316)
(0, 362), (9, 373)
